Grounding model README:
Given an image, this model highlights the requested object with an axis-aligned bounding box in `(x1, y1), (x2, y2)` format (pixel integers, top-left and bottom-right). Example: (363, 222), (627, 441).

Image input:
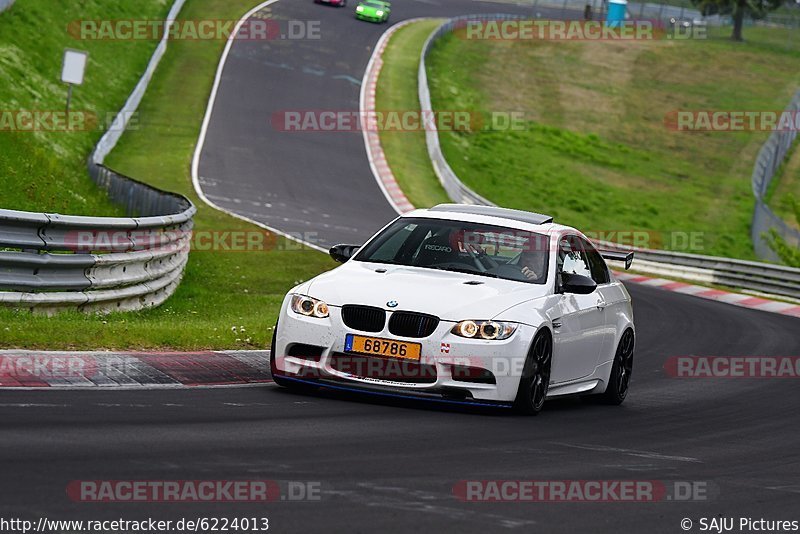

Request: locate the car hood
(305, 260), (550, 321)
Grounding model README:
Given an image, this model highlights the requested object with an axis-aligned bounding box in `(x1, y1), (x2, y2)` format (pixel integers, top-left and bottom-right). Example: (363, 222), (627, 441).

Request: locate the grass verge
(767, 139), (800, 231)
(413, 26), (800, 260)
(0, 0), (171, 215)
(375, 19), (450, 208)
(0, 0), (335, 350)
(378, 22), (800, 259)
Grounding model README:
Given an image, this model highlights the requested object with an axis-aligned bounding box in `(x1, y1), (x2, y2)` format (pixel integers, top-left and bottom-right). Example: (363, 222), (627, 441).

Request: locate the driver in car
(517, 251), (541, 280)
(516, 242), (547, 281)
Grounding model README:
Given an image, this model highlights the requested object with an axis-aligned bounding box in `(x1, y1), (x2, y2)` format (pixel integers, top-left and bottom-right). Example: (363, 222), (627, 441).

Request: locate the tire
(513, 330), (552, 415)
(600, 329), (634, 405)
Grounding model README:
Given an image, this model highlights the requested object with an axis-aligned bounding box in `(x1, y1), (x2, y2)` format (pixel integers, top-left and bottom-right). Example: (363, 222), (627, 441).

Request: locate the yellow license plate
(345, 334), (421, 361)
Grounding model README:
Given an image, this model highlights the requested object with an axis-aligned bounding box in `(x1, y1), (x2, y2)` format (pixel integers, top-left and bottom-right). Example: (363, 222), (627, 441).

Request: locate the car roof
(428, 203), (553, 225)
(401, 204), (578, 237)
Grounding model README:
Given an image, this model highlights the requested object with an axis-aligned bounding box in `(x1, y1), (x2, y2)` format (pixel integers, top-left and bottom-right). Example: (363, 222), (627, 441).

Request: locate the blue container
(606, 0), (627, 26)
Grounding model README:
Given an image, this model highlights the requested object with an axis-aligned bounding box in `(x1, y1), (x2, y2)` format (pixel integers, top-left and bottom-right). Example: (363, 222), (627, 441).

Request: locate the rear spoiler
(599, 250), (634, 270)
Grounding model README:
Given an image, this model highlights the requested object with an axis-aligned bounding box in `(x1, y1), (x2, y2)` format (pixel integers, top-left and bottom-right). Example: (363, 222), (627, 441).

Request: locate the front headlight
(356, 5), (364, 11)
(376, 9), (384, 15)
(451, 320), (517, 340)
(290, 294), (329, 318)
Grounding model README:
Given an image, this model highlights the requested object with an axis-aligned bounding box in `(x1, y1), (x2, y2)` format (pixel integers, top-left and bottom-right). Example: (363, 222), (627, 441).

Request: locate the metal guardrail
(419, 15), (800, 300)
(750, 91), (800, 262)
(419, 15), (515, 206)
(0, 206), (192, 312)
(0, 0), (195, 314)
(597, 242), (800, 299)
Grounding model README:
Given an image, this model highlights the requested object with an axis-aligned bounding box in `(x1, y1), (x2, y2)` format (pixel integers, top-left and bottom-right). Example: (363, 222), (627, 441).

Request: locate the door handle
(596, 302), (607, 310)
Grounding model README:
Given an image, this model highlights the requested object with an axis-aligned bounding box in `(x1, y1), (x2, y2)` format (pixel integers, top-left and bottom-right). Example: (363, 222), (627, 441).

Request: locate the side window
(579, 237), (610, 284)
(559, 236), (592, 278)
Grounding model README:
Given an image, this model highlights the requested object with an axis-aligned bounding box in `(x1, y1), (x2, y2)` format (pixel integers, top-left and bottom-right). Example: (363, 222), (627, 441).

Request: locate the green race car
(355, 0), (390, 23)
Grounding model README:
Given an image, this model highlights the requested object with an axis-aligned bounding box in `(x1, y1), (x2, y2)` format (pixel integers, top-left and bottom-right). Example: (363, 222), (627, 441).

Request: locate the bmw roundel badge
(387, 300), (398, 308)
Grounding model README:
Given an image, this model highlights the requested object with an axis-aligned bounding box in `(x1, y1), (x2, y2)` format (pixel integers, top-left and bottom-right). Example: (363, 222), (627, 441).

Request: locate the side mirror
(560, 272), (597, 295)
(329, 244), (360, 263)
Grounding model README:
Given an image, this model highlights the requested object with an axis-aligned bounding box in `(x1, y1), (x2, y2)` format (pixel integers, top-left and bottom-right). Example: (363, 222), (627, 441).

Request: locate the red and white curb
(614, 271), (800, 319)
(0, 350), (271, 389)
(360, 19), (426, 215)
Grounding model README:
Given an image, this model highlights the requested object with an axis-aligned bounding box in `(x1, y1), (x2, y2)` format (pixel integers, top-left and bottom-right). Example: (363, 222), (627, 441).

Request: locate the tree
(691, 0), (785, 41)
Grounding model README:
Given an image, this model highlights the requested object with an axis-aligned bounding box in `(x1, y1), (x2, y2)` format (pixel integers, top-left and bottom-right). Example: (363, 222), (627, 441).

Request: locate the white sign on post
(61, 49), (88, 85)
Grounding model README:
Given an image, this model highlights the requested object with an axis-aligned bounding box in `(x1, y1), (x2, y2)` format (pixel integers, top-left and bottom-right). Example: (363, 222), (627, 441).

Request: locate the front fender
(493, 294), (561, 329)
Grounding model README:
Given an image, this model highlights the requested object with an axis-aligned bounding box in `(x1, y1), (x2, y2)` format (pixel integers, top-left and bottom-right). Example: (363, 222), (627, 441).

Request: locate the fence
(419, 15), (800, 300)
(0, 0), (195, 314)
(750, 91), (800, 262)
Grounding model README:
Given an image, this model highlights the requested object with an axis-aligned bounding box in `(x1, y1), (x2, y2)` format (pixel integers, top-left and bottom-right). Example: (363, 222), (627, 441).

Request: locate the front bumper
(277, 375), (515, 408)
(355, 12), (385, 22)
(274, 302), (535, 403)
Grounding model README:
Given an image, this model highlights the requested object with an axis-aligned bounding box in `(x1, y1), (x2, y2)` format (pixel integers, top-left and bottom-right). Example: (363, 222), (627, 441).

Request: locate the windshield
(354, 217), (550, 284)
(363, 2), (385, 7)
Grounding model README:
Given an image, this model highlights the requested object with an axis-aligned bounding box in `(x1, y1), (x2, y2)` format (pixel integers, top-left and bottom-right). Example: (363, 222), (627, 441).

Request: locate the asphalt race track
(2, 1), (799, 533)
(2, 291), (800, 532)
(195, 0), (561, 247)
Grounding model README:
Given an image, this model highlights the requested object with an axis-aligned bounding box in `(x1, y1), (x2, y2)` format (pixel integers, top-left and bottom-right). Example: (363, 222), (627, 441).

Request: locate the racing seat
(413, 231), (459, 267)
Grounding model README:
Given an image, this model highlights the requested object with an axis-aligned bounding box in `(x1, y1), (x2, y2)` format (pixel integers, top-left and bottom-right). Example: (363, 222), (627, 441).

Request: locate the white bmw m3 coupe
(271, 204), (635, 414)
